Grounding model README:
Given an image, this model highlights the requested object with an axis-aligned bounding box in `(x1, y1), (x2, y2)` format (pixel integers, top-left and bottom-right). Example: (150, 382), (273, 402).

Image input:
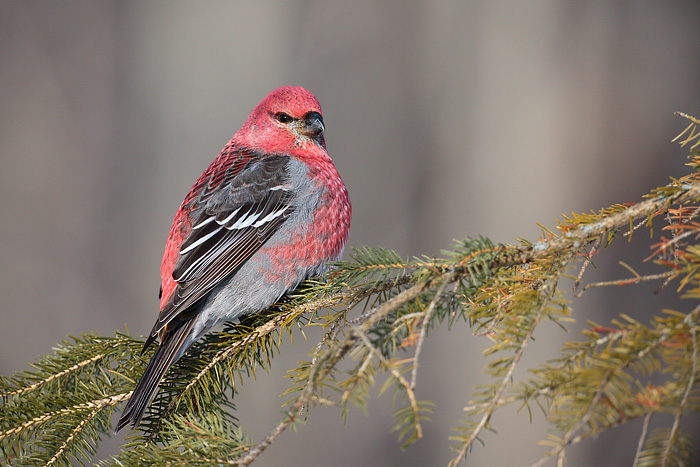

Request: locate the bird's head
(234, 86), (327, 153)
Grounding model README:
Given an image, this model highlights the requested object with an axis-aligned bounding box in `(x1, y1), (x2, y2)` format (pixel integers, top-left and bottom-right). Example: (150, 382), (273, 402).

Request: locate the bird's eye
(275, 112), (293, 124)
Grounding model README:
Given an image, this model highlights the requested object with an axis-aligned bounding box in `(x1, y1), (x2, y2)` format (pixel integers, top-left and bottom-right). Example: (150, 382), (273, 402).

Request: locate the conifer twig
(411, 277), (452, 390)
(0, 353), (105, 400)
(450, 279), (555, 467)
(0, 392), (130, 441)
(633, 413), (653, 466)
(660, 307), (699, 466)
(238, 272), (454, 465)
(353, 325), (423, 439)
(573, 234), (601, 293)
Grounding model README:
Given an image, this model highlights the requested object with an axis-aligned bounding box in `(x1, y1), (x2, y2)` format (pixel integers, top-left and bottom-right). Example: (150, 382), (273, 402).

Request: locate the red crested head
(233, 86), (327, 153)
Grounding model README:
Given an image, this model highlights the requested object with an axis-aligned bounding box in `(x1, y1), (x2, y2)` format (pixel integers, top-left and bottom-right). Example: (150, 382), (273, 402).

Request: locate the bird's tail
(115, 320), (195, 432)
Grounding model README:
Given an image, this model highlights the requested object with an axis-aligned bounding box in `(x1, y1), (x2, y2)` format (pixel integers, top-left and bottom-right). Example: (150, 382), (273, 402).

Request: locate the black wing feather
(152, 154), (295, 338)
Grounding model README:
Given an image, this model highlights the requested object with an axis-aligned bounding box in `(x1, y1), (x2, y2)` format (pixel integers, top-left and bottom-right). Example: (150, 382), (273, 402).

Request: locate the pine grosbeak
(116, 86), (351, 431)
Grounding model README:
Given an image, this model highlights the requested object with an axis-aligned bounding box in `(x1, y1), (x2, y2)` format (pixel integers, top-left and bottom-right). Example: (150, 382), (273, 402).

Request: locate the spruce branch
(633, 413), (654, 467)
(450, 278), (558, 467)
(660, 309), (698, 466)
(2, 113), (700, 466)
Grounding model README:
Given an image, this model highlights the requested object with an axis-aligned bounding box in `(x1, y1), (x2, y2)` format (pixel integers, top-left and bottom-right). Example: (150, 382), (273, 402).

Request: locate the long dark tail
(116, 320), (196, 432)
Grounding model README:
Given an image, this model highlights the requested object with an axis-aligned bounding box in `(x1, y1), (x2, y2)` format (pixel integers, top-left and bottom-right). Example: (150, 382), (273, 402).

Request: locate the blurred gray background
(2, 1), (699, 466)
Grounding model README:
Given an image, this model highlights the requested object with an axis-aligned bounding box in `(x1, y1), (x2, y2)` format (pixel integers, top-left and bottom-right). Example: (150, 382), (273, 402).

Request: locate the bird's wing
(150, 153), (295, 341)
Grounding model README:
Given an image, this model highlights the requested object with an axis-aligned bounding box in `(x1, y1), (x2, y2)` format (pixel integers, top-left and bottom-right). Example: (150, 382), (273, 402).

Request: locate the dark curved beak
(301, 112), (325, 138)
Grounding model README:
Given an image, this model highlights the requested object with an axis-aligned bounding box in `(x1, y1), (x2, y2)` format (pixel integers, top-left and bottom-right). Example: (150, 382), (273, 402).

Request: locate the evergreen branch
(101, 413), (250, 466)
(450, 278), (555, 467)
(634, 427), (695, 467)
(460, 386), (553, 414)
(651, 222), (700, 256)
(0, 392), (130, 442)
(238, 168), (700, 465)
(0, 354), (105, 401)
(45, 392), (127, 467)
(143, 274), (419, 458)
(633, 413), (653, 467)
(4, 116), (700, 466)
(353, 323), (425, 443)
(140, 291), (355, 439)
(236, 403), (298, 466)
(660, 307), (699, 466)
(550, 367), (616, 467)
(338, 341), (375, 408)
(673, 112), (700, 150)
(410, 276), (452, 390)
(239, 272), (455, 465)
(575, 270), (676, 295)
(572, 234), (601, 293)
(535, 416), (632, 467)
(179, 292), (349, 405)
(237, 323), (343, 466)
(1, 392), (129, 467)
(524, 183), (700, 265)
(532, 304), (700, 467)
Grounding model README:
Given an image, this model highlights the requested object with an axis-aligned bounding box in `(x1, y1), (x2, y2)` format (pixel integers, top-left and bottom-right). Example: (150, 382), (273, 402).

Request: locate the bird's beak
(301, 112), (325, 138)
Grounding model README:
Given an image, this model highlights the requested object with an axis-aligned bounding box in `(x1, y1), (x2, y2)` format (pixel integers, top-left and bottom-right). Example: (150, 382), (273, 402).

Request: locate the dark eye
(275, 112), (293, 124)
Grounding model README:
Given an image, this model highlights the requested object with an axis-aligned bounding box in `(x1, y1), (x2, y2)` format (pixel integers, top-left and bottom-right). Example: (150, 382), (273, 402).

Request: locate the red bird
(116, 86), (351, 431)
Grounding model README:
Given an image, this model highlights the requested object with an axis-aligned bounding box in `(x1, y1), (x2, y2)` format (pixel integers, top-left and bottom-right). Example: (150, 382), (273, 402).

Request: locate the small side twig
(632, 413), (653, 466)
(575, 270), (676, 297)
(237, 273), (448, 465)
(411, 277), (453, 390)
(573, 234), (601, 293)
(659, 308), (699, 466)
(450, 279), (555, 467)
(353, 325), (424, 439)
